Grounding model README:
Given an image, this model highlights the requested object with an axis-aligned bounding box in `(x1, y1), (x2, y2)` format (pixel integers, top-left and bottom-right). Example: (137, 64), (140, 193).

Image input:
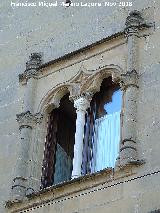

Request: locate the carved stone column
(11, 112), (42, 201)
(118, 11), (144, 167)
(11, 53), (43, 201)
(71, 93), (92, 179)
(119, 71), (140, 166)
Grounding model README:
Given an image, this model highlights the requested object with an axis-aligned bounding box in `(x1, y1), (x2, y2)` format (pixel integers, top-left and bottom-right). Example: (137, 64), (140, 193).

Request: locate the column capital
(125, 11), (144, 37)
(19, 53), (42, 84)
(16, 111), (43, 129)
(73, 93), (92, 112)
(120, 70), (139, 91)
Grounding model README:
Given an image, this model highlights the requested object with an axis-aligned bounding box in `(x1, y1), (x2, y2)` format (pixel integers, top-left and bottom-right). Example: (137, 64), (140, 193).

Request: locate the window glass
(104, 89), (122, 114)
(82, 78), (122, 174)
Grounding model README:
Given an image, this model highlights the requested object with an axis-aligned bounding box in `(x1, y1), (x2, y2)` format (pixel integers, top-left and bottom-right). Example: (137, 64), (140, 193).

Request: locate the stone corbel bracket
(16, 111), (43, 129)
(19, 53), (43, 85)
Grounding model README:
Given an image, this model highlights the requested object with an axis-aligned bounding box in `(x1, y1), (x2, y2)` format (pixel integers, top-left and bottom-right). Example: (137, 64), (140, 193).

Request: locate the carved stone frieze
(19, 53), (42, 84)
(16, 111), (43, 129)
(120, 70), (139, 91)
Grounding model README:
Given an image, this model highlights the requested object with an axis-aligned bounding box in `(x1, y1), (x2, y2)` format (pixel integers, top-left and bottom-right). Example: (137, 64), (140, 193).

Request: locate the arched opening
(82, 76), (122, 175)
(41, 93), (76, 188)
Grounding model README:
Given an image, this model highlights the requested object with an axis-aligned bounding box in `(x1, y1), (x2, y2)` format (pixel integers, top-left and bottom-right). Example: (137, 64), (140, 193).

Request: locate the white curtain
(92, 111), (120, 172)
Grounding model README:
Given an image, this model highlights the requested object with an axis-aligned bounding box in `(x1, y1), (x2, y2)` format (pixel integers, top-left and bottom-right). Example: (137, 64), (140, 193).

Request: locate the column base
(118, 141), (145, 167)
(11, 177), (27, 202)
(71, 174), (81, 179)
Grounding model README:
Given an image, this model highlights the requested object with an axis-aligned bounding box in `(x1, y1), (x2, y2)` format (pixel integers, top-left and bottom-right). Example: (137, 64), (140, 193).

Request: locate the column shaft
(72, 110), (86, 178)
(24, 77), (37, 112)
(71, 95), (91, 179)
(12, 127), (32, 200)
(127, 33), (139, 72)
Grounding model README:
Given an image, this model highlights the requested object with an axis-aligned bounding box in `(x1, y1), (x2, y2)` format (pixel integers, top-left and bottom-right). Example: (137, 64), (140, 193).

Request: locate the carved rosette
(16, 111), (43, 129)
(19, 53), (42, 83)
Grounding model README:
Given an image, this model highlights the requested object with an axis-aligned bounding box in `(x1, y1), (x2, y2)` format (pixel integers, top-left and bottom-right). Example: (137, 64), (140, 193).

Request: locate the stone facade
(1, 0), (160, 212)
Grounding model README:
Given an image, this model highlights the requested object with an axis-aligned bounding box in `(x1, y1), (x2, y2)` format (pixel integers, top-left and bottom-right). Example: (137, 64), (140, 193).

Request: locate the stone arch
(80, 65), (123, 96)
(37, 64), (124, 114)
(37, 84), (72, 115)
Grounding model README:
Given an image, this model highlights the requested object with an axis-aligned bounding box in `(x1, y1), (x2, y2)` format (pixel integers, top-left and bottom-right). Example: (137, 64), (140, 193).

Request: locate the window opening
(82, 77), (122, 175)
(41, 93), (76, 188)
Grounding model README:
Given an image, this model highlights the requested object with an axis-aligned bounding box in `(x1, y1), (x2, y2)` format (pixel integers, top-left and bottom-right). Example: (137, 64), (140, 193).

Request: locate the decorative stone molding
(16, 111), (43, 129)
(38, 65), (123, 113)
(19, 53), (42, 84)
(117, 11), (146, 168)
(81, 74), (102, 95)
(120, 70), (139, 91)
(10, 111), (44, 201)
(79, 67), (121, 96)
(125, 10), (144, 37)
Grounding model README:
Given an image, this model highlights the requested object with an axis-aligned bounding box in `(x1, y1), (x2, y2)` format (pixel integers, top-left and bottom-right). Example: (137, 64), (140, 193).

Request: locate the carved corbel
(19, 53), (42, 84)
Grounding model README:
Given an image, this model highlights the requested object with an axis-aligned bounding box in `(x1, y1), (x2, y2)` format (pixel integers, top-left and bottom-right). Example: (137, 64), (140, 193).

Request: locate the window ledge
(6, 166), (137, 212)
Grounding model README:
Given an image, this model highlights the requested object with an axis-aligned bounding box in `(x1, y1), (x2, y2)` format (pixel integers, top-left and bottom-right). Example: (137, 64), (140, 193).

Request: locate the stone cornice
(17, 11), (154, 86)
(16, 111), (43, 129)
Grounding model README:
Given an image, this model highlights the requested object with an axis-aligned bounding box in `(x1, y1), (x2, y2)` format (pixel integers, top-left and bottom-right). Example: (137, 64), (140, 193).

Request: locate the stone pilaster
(118, 11), (144, 167)
(71, 93), (92, 179)
(11, 111), (43, 201)
(119, 70), (140, 166)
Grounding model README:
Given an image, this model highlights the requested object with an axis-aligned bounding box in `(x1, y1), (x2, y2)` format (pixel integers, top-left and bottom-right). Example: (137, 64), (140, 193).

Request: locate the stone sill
(6, 166), (136, 212)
